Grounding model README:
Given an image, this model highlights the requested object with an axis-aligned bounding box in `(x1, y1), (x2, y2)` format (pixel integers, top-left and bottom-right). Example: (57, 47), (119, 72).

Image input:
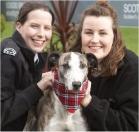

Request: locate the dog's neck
(53, 70), (88, 113)
(48, 92), (86, 130)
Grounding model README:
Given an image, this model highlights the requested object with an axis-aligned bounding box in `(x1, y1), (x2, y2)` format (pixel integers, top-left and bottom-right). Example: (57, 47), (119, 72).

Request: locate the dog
(24, 52), (97, 131)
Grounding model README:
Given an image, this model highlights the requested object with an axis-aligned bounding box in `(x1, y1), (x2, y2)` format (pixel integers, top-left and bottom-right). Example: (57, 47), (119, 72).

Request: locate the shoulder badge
(3, 48), (17, 56)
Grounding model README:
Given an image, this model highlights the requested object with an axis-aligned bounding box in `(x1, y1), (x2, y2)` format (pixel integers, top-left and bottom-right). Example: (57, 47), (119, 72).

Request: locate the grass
(1, 21), (14, 41)
(120, 27), (138, 55)
(1, 21), (138, 55)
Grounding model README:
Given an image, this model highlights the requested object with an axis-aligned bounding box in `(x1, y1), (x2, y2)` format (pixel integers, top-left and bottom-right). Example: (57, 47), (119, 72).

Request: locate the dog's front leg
(36, 88), (55, 131)
(23, 107), (37, 131)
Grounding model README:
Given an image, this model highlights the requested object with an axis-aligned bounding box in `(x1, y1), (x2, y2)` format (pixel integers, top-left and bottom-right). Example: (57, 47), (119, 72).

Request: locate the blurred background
(1, 0), (138, 55)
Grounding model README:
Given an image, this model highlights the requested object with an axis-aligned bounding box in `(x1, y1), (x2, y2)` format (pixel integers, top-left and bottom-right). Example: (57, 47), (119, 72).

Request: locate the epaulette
(1, 38), (20, 56)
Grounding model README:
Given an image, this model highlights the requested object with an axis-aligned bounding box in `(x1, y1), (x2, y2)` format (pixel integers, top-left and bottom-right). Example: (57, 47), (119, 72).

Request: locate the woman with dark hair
(72, 1), (138, 131)
(1, 1), (54, 131)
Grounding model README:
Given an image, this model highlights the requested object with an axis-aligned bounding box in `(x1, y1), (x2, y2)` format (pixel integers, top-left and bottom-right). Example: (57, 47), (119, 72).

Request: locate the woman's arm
(82, 60), (138, 131)
(1, 52), (43, 128)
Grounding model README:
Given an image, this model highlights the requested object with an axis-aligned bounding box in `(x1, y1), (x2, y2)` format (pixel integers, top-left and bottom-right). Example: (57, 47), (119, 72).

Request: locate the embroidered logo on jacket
(3, 48), (16, 56)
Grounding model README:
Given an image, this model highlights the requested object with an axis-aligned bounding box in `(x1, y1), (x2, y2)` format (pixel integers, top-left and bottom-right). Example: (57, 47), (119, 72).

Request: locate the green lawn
(1, 22), (138, 55)
(120, 27), (138, 55)
(1, 21), (14, 41)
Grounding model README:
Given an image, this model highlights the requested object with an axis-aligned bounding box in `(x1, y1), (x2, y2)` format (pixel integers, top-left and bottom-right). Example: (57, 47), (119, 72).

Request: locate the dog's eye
(80, 62), (86, 69)
(62, 63), (70, 69)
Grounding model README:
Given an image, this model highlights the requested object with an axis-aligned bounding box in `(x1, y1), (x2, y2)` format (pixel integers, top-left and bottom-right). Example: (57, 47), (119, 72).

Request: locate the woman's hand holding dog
(37, 71), (54, 91)
(81, 80), (92, 107)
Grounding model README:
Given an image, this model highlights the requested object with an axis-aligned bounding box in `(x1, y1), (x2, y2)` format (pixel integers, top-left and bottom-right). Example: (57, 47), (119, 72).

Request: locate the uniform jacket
(82, 49), (138, 131)
(1, 31), (47, 131)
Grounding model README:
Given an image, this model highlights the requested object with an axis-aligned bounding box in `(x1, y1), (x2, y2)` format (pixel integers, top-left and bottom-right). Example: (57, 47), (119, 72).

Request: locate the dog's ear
(85, 53), (98, 69)
(85, 53), (98, 78)
(47, 52), (60, 71)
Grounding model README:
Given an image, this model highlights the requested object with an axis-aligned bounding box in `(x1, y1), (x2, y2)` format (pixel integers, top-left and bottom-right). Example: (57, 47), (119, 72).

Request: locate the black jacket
(82, 49), (138, 131)
(1, 31), (47, 131)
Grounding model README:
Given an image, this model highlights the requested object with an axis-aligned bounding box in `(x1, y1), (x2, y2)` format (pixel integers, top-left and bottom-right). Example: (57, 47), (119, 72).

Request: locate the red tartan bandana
(53, 70), (88, 113)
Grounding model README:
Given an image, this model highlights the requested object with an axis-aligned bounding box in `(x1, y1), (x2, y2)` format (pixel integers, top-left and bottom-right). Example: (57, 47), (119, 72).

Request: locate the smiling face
(81, 16), (114, 61)
(16, 9), (52, 53)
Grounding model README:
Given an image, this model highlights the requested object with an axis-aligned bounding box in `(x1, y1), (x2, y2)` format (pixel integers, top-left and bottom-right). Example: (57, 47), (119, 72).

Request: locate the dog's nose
(72, 81), (81, 90)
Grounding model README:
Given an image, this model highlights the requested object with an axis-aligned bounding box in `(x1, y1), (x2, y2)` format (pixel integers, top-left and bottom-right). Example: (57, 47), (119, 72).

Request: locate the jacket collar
(12, 30), (48, 74)
(12, 30), (35, 66)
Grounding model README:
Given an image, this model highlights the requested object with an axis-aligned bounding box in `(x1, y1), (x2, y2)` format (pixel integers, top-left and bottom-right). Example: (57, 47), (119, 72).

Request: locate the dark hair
(72, 1), (125, 76)
(16, 1), (55, 25)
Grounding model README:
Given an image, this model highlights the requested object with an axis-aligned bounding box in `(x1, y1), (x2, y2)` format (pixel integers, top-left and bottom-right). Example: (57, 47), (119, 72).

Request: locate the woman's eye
(100, 32), (107, 35)
(44, 26), (51, 30)
(85, 31), (93, 35)
(31, 25), (39, 28)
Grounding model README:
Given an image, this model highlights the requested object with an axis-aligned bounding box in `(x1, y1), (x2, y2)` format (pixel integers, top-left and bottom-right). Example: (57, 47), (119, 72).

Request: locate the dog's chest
(44, 92), (87, 131)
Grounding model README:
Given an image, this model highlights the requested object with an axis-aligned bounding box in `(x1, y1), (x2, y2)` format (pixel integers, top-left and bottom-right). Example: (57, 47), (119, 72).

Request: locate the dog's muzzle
(53, 70), (88, 113)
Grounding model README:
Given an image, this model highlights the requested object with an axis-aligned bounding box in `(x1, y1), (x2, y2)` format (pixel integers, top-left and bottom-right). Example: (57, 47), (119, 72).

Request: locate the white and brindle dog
(24, 52), (97, 131)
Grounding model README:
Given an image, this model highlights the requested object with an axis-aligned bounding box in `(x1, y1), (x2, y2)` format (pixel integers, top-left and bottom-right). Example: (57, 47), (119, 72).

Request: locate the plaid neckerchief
(53, 70), (88, 113)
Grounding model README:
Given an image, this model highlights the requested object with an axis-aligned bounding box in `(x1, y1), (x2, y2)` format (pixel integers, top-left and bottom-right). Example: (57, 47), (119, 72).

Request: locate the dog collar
(53, 70), (88, 113)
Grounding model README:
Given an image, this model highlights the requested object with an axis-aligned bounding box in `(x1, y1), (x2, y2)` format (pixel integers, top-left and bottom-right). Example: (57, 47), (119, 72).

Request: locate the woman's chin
(33, 48), (44, 53)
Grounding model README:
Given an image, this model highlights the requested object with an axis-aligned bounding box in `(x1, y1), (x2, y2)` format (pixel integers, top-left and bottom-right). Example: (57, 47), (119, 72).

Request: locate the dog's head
(58, 52), (88, 90)
(48, 52), (97, 91)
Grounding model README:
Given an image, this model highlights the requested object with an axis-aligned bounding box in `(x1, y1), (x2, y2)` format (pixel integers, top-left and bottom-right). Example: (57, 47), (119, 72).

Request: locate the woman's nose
(91, 34), (99, 43)
(37, 28), (45, 38)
